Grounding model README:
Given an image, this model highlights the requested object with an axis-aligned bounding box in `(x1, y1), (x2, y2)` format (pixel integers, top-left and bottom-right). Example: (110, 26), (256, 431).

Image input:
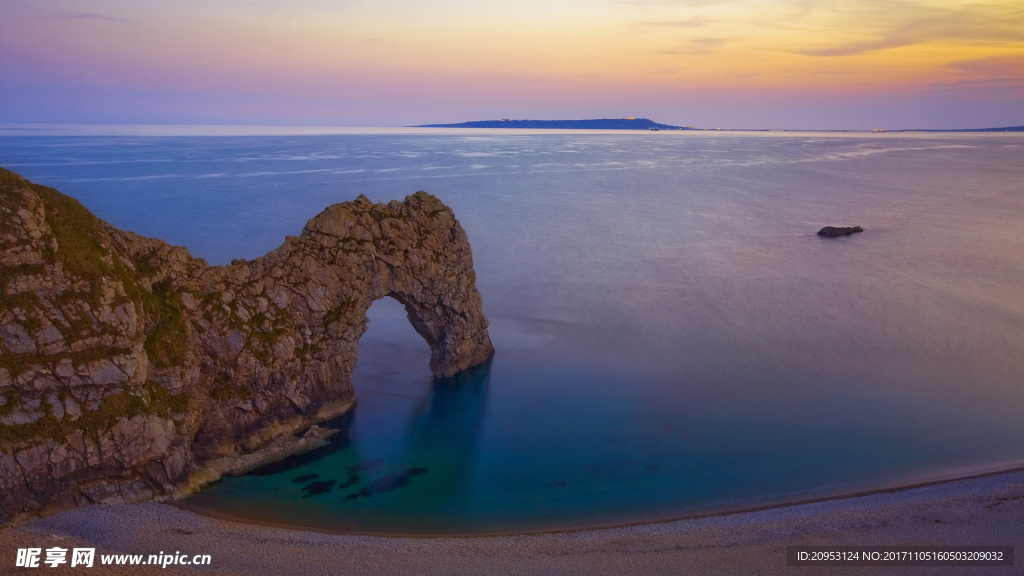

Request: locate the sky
(1, 0), (1022, 129)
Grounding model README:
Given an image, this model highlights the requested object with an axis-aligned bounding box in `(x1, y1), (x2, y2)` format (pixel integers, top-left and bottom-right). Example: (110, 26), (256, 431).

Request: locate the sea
(2, 124), (1022, 535)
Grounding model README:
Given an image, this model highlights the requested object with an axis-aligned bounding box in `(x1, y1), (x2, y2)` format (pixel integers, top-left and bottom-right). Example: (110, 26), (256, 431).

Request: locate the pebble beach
(3, 468), (1022, 575)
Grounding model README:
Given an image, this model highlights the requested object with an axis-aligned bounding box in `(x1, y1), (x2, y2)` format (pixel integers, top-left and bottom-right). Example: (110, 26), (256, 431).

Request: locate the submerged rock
(817, 225), (864, 237)
(343, 468), (428, 501)
(337, 474), (359, 489)
(0, 167), (494, 523)
(348, 459), (384, 473)
(301, 479), (336, 497)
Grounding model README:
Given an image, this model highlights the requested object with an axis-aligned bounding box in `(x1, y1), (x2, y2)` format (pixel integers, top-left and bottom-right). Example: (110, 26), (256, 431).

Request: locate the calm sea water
(2, 128), (1023, 535)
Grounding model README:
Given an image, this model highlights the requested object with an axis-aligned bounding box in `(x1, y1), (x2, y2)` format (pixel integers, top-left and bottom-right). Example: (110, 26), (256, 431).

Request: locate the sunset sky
(1, 0), (1022, 129)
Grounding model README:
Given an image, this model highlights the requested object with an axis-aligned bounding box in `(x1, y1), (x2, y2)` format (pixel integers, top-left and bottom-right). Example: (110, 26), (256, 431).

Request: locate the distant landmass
(916, 126), (1023, 132)
(411, 119), (1024, 133)
(412, 118), (692, 130)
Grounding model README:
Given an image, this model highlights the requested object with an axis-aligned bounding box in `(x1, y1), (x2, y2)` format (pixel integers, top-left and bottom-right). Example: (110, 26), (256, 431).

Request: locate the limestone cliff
(0, 167), (493, 524)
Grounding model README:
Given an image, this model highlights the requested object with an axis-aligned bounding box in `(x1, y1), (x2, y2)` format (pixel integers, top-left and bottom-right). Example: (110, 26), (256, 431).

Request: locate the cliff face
(0, 167), (493, 524)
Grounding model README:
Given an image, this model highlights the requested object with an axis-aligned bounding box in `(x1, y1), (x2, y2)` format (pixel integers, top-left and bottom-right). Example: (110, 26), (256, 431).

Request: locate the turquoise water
(2, 129), (1023, 534)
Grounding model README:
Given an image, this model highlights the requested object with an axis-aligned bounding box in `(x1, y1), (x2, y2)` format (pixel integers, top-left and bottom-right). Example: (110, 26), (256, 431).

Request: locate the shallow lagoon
(3, 129), (1023, 534)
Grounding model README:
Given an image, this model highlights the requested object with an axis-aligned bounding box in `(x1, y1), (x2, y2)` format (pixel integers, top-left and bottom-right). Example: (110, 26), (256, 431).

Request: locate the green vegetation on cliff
(0, 168), (190, 372)
(0, 380), (188, 445)
(141, 280), (188, 368)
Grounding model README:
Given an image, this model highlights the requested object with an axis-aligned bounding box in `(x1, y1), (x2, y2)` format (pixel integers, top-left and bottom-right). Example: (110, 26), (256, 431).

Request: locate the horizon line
(1, 121), (1022, 138)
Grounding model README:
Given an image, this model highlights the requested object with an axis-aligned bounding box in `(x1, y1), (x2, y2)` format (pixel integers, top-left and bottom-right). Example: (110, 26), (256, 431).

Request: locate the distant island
(411, 119), (1024, 133)
(412, 118), (692, 130)
(915, 126), (1023, 132)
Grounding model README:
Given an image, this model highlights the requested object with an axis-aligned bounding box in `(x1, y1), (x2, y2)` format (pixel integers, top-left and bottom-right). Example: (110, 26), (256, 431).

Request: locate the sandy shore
(2, 469), (1022, 575)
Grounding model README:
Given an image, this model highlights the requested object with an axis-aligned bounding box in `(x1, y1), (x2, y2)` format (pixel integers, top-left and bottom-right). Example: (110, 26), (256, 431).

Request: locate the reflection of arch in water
(405, 357), (493, 492)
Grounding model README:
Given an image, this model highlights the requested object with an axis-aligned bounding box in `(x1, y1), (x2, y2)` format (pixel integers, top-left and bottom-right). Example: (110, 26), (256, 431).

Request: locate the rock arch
(0, 167), (493, 521)
(186, 191), (495, 458)
(296, 193), (493, 380)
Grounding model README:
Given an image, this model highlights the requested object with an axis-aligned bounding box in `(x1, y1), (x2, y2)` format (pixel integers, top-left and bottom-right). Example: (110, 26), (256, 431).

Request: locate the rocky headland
(0, 167), (493, 525)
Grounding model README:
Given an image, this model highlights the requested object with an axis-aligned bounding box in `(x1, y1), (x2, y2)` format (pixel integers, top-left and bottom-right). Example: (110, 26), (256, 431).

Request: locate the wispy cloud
(659, 36), (729, 54)
(948, 55), (1024, 77)
(642, 15), (710, 27)
(785, 0), (1024, 57)
(53, 12), (125, 23)
(796, 36), (916, 57)
(620, 0), (735, 7)
(499, 76), (565, 84)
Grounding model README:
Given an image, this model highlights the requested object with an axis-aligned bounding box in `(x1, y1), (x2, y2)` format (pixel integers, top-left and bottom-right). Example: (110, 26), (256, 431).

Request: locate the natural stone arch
(291, 191), (493, 376)
(0, 168), (493, 521)
(185, 191), (494, 459)
(303, 193), (495, 380)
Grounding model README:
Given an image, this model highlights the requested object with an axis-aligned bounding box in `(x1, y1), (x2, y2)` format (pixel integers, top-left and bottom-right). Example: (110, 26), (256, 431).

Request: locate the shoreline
(3, 465), (1022, 575)
(168, 459), (1024, 539)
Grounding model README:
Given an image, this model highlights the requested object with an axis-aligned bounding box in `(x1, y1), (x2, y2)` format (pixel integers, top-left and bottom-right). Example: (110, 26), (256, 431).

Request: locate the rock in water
(0, 167), (493, 523)
(817, 226), (864, 237)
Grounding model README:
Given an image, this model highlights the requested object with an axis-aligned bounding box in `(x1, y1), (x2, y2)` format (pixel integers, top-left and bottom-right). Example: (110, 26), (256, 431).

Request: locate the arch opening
(351, 296), (435, 400)
(348, 296), (435, 461)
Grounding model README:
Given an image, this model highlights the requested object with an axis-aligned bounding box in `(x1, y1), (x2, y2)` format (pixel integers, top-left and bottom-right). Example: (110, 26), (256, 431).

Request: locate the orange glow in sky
(1, 0), (1021, 128)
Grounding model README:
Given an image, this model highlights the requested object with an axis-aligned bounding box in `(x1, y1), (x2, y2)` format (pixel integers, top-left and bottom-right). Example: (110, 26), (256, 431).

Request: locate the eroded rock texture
(0, 167), (493, 524)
